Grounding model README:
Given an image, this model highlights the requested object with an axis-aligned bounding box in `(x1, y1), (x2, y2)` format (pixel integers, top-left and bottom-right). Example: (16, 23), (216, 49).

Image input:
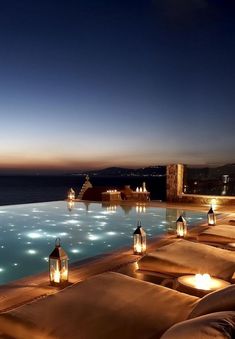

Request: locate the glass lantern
(49, 238), (69, 286)
(176, 215), (187, 238)
(207, 207), (216, 226)
(133, 221), (146, 255)
(67, 188), (75, 201)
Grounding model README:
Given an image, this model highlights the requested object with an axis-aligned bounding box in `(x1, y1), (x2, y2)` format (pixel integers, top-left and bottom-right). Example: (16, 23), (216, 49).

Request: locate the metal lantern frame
(49, 238), (69, 286)
(176, 215), (187, 238)
(133, 221), (146, 255)
(207, 207), (216, 226)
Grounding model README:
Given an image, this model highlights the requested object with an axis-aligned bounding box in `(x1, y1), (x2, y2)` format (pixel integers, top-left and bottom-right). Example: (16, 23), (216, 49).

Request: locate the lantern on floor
(49, 238), (69, 286)
(207, 207), (216, 226)
(133, 221), (146, 255)
(67, 188), (75, 201)
(176, 215), (187, 238)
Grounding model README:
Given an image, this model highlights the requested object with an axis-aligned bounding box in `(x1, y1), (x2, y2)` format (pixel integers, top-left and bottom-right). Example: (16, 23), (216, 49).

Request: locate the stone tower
(166, 164), (184, 202)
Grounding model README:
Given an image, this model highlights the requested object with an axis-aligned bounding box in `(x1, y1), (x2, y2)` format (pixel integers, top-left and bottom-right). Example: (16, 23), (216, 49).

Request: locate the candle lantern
(207, 207), (216, 226)
(176, 215), (187, 238)
(133, 221), (146, 255)
(49, 238), (69, 286)
(67, 188), (75, 201)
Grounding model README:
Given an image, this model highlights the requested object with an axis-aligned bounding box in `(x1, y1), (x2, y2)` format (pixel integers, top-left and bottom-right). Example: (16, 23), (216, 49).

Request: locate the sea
(0, 175), (166, 206)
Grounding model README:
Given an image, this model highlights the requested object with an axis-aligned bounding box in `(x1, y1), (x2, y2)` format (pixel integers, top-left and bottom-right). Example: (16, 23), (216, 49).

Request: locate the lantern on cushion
(49, 238), (69, 286)
(207, 207), (216, 226)
(176, 215), (187, 238)
(133, 221), (146, 255)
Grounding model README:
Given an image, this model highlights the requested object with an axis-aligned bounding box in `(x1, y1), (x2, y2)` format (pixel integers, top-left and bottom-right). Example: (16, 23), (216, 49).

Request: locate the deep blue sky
(0, 0), (235, 172)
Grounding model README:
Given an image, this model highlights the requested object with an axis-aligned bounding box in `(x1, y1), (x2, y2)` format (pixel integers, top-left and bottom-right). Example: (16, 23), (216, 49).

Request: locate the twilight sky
(0, 0), (235, 173)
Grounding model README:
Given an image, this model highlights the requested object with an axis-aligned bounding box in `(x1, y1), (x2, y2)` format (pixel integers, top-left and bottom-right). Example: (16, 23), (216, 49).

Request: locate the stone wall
(166, 164), (184, 202)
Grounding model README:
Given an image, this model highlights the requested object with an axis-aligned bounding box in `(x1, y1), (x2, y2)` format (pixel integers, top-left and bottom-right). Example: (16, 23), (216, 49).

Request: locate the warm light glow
(49, 238), (69, 285)
(176, 216), (187, 238)
(177, 228), (185, 237)
(136, 205), (146, 213)
(133, 226), (147, 255)
(207, 207), (216, 226)
(61, 268), (68, 281)
(135, 243), (142, 254)
(105, 205), (117, 212)
(53, 269), (60, 283)
(211, 199), (217, 211)
(178, 274), (230, 292)
(194, 273), (211, 290)
(67, 188), (75, 201)
(134, 241), (146, 254)
(67, 201), (75, 211)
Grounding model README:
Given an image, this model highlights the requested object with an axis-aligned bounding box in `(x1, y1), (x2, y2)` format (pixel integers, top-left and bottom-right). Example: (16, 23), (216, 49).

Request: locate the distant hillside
(186, 164), (235, 180)
(85, 166), (166, 177)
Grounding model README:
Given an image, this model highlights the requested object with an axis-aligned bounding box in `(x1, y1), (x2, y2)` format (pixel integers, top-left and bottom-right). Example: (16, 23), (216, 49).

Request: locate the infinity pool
(0, 201), (205, 284)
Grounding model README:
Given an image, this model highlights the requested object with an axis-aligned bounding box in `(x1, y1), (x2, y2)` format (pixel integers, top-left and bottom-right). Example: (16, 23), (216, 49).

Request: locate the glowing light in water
(27, 249), (37, 255)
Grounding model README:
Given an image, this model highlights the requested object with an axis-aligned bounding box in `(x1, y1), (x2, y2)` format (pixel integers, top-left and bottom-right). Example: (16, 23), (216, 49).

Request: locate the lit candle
(135, 243), (142, 254)
(53, 269), (61, 284)
(194, 273), (212, 290)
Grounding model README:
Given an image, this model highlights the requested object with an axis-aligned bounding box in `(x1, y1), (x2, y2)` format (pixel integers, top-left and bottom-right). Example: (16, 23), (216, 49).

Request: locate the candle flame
(194, 273), (211, 290)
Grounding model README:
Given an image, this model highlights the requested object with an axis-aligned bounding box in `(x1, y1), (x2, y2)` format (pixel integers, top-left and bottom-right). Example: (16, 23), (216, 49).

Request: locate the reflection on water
(0, 201), (205, 285)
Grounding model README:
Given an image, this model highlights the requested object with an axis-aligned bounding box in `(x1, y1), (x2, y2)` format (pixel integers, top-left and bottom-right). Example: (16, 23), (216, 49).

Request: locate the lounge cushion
(138, 239), (235, 280)
(189, 284), (235, 319)
(198, 225), (235, 244)
(0, 272), (198, 339)
(161, 311), (235, 339)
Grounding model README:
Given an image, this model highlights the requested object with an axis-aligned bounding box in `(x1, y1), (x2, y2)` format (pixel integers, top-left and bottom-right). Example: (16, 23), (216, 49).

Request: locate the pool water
(0, 201), (205, 285)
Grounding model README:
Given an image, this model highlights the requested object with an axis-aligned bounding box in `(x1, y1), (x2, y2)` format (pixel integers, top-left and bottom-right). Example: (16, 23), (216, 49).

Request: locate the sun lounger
(197, 224), (235, 245)
(137, 239), (235, 281)
(1, 272), (235, 338)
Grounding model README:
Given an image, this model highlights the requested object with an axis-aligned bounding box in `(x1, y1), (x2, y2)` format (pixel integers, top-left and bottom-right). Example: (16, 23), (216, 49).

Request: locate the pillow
(161, 311), (235, 339)
(189, 285), (235, 319)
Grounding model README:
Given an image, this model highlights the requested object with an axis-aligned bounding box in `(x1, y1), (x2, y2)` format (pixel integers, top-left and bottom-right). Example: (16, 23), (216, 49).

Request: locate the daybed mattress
(198, 225), (235, 244)
(138, 239), (235, 280)
(0, 272), (198, 339)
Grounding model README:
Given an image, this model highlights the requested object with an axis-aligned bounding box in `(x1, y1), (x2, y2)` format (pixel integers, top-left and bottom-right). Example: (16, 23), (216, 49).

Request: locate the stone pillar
(166, 164), (184, 202)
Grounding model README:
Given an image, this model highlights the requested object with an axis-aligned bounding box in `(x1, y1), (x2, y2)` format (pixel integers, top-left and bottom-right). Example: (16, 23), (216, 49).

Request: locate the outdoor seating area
(1, 272), (235, 338)
(0, 209), (235, 338)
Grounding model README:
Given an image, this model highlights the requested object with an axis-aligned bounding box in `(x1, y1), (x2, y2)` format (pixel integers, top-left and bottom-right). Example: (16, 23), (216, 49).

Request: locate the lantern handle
(55, 238), (61, 247)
